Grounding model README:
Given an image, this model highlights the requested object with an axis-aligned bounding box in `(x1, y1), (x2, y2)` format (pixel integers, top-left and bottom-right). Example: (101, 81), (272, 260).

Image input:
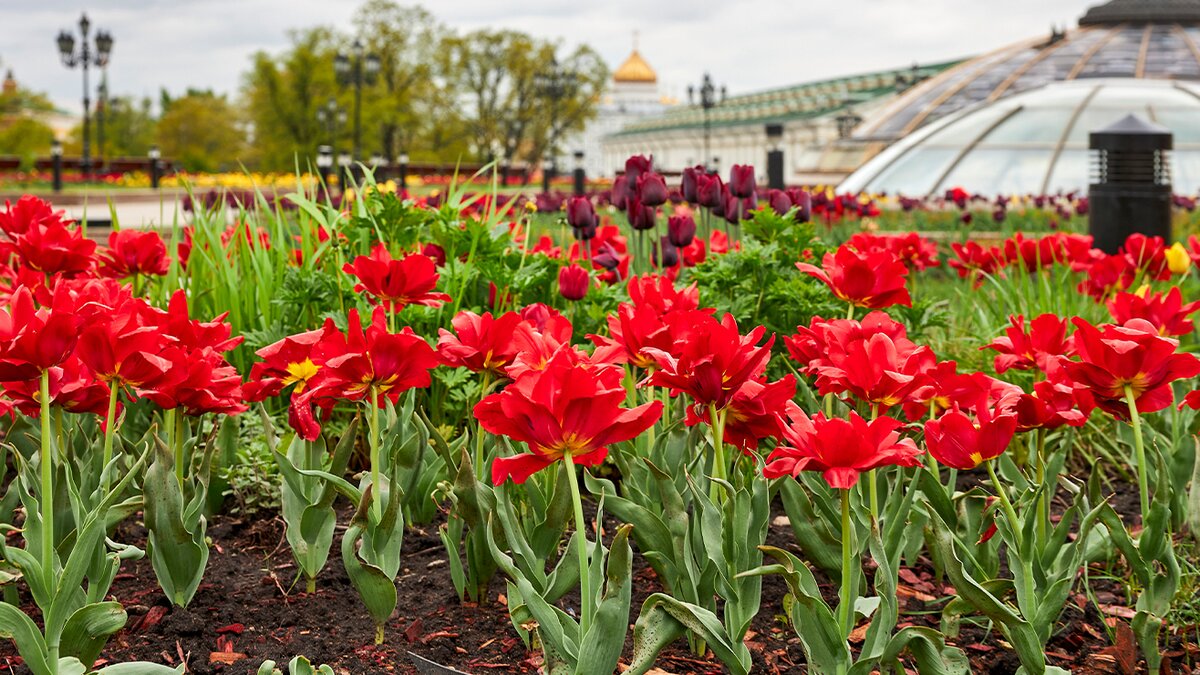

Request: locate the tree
(156, 90), (245, 172)
(241, 27), (343, 171)
(436, 30), (607, 173)
(0, 117), (54, 165)
(100, 96), (157, 157)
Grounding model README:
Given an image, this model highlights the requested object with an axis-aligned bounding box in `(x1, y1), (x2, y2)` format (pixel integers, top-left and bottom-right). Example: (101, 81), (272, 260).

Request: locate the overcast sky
(2, 0), (1097, 113)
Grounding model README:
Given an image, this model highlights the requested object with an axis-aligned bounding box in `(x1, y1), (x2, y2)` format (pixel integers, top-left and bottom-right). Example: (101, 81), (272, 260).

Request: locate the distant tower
(610, 32), (660, 113)
(2, 70), (16, 96)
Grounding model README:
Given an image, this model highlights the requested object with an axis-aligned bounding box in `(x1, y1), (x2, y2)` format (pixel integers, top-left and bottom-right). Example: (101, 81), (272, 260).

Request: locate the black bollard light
(542, 158), (555, 194)
(337, 151), (353, 192)
(148, 144), (161, 189)
(51, 140), (63, 193)
(316, 145), (334, 189)
(398, 152), (409, 191)
(572, 150), (585, 197)
(1088, 114), (1173, 254)
(765, 123), (785, 190)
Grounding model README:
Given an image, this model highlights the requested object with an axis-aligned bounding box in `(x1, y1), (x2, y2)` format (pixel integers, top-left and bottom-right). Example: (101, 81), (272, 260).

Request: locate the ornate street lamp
(688, 72), (726, 173)
(316, 97), (347, 150)
(335, 39), (380, 162)
(57, 13), (113, 179)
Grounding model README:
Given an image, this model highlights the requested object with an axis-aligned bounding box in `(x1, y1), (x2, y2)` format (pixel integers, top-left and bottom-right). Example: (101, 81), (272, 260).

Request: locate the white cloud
(0, 0), (1094, 113)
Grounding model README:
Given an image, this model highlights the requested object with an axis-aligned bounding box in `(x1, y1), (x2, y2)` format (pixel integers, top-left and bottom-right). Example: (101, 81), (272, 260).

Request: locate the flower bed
(0, 157), (1197, 675)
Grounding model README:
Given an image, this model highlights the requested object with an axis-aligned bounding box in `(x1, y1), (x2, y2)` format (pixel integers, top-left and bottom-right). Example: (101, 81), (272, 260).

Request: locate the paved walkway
(62, 197), (190, 230)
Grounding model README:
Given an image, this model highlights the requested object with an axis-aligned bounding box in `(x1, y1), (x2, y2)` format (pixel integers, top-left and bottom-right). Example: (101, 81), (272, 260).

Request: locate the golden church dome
(613, 49), (657, 84)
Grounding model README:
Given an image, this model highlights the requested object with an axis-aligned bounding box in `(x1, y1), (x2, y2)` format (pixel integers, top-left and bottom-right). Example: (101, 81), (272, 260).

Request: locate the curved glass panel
(936, 148), (1054, 195)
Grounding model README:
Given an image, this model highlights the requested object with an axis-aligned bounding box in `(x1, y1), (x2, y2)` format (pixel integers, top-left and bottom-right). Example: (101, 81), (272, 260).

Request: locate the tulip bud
(667, 214), (696, 248)
(696, 173), (724, 209)
(572, 222), (597, 241)
(637, 172), (669, 207)
(593, 242), (620, 271)
(681, 166), (704, 203)
(789, 188), (812, 223)
(624, 154), (652, 183)
(558, 264), (590, 301)
(612, 175), (633, 211)
(729, 164), (756, 198)
(1167, 242), (1191, 275)
(627, 198), (657, 231)
(766, 189), (792, 216)
(566, 197), (596, 230)
(654, 237), (679, 268)
(421, 242), (447, 267)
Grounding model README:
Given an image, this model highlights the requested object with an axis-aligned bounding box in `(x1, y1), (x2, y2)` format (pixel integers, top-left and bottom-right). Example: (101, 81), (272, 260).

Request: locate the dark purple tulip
(654, 237), (679, 268)
(961, 211), (974, 226)
(1075, 198), (1089, 217)
(697, 173), (724, 209)
(625, 155), (653, 183)
(667, 214), (696, 248)
(612, 175), (633, 211)
(766, 189), (792, 216)
(992, 208), (1006, 224)
(573, 222), (597, 241)
(627, 198), (657, 231)
(637, 172), (669, 207)
(566, 197), (596, 230)
(787, 188), (812, 222)
(593, 242), (620, 270)
(729, 164), (756, 198)
(681, 165), (704, 203)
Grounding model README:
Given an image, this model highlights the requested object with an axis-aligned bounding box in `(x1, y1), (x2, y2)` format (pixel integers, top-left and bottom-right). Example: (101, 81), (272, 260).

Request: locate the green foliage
(156, 90), (245, 172)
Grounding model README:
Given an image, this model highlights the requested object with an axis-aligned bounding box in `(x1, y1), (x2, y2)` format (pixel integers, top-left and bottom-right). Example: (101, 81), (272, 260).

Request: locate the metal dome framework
(838, 79), (1200, 196)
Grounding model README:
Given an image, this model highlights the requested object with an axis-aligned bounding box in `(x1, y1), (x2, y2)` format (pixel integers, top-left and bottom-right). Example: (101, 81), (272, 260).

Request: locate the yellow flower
(1166, 242), (1191, 275)
(524, 201), (538, 213)
(1135, 283), (1151, 298)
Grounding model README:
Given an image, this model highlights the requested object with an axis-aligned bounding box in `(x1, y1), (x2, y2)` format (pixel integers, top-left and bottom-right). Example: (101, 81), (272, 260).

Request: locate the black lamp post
(687, 72), (726, 173)
(573, 150), (586, 196)
(148, 145), (161, 189)
(316, 97), (346, 151)
(397, 152), (410, 191)
(57, 13), (113, 180)
(316, 145), (334, 189)
(334, 40), (380, 162)
(535, 57), (578, 194)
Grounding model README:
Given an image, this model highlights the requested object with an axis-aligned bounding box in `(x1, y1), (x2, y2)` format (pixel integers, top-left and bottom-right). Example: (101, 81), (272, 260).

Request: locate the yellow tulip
(1166, 242), (1191, 275)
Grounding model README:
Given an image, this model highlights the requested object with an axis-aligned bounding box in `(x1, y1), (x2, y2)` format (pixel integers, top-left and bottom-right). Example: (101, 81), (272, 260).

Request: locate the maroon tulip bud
(766, 189), (792, 216)
(654, 237), (679, 268)
(566, 196), (596, 230)
(637, 172), (669, 207)
(627, 198), (657, 231)
(624, 154), (653, 183)
(667, 214), (696, 248)
(421, 242), (447, 268)
(729, 164), (756, 198)
(787, 188), (812, 223)
(593, 242), (620, 270)
(680, 165), (704, 203)
(558, 264), (590, 301)
(696, 173), (724, 209)
(612, 175), (633, 211)
(962, 211), (975, 226)
(991, 208), (1006, 224)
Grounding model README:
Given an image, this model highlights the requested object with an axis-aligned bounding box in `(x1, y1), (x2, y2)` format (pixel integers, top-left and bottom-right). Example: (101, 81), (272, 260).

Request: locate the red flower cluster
(846, 232), (940, 271)
(97, 229), (171, 280)
(983, 314), (1073, 375)
(765, 410), (922, 489)
(343, 244), (450, 312)
(797, 245), (911, 309)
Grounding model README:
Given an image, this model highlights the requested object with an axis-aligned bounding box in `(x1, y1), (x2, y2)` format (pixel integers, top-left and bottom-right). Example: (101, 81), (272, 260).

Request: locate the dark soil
(0, 488), (1192, 675)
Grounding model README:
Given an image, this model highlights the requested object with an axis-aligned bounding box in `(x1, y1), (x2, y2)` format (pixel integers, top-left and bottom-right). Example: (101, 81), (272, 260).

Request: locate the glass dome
(838, 78), (1200, 196)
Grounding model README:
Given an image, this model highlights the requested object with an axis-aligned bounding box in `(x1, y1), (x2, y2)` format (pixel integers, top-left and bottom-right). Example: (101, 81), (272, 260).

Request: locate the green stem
(846, 301), (856, 320)
(1123, 385), (1151, 519)
(1034, 428), (1048, 546)
(986, 459), (1036, 617)
(708, 404), (728, 503)
(100, 382), (120, 495)
(563, 453), (592, 635)
(369, 387), (382, 523)
(39, 370), (54, 572)
(838, 488), (854, 640)
(173, 409), (186, 485)
(474, 372), (492, 480)
(867, 404), (879, 523)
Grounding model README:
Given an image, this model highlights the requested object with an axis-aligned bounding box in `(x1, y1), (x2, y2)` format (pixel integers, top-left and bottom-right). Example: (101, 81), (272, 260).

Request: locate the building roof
(1080, 0), (1200, 25)
(608, 61), (962, 137)
(613, 49), (657, 83)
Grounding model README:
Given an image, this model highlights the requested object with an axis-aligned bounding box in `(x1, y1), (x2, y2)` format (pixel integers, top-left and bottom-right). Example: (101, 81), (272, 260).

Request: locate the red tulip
(847, 232), (940, 272)
(138, 346), (247, 417)
(983, 314), (1073, 375)
(948, 241), (1003, 287)
(685, 375), (796, 451)
(243, 319), (342, 403)
(642, 313), (773, 412)
(784, 312), (912, 376)
(1014, 374), (1094, 432)
(627, 274), (702, 315)
(437, 310), (538, 376)
(1061, 318), (1200, 418)
(0, 196), (66, 238)
(479, 347), (662, 485)
(764, 409), (922, 489)
(811, 327), (935, 412)
(558, 264), (589, 301)
(0, 286), (80, 379)
(1121, 233), (1170, 281)
(2, 354), (113, 418)
(343, 244), (451, 312)
(97, 229), (170, 279)
(589, 305), (707, 369)
(7, 219), (96, 277)
(1106, 286), (1200, 337)
(797, 246), (911, 309)
(637, 172), (669, 207)
(76, 299), (172, 392)
(161, 290), (244, 353)
(924, 405), (1017, 470)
